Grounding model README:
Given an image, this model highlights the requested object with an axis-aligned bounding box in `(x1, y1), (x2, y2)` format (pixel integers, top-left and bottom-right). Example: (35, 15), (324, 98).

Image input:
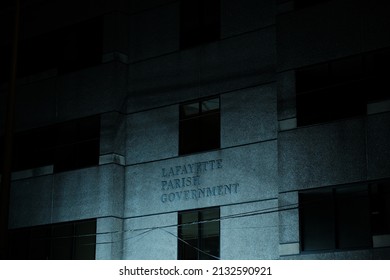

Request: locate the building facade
(0, 0), (389, 259)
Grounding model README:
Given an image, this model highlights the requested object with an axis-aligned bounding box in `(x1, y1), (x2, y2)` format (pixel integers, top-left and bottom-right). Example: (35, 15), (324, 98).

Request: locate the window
(179, 97), (220, 155)
(295, 48), (390, 126)
(180, 0), (220, 49)
(15, 16), (103, 78)
(299, 181), (390, 252)
(178, 207), (220, 260)
(296, 56), (366, 126)
(8, 219), (96, 260)
(11, 115), (100, 173)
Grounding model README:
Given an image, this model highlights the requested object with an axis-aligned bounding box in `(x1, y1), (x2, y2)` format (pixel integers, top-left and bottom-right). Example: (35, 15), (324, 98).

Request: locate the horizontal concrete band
(102, 52), (129, 64)
(278, 118), (297, 131)
(367, 100), (390, 115)
(11, 165), (54, 181)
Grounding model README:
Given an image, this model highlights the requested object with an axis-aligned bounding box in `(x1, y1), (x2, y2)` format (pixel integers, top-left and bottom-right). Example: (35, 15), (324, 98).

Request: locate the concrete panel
(277, 70), (296, 121)
(125, 141), (277, 217)
(221, 84), (277, 148)
(126, 105), (178, 165)
(221, 0), (275, 38)
(221, 200), (279, 259)
(277, 0), (363, 71)
(200, 27), (276, 95)
(56, 61), (127, 122)
(127, 50), (200, 113)
(367, 112), (390, 180)
(128, 2), (179, 62)
(278, 192), (299, 244)
(52, 165), (124, 223)
(11, 165), (53, 181)
(122, 212), (177, 259)
(96, 217), (124, 260)
(9, 175), (54, 228)
(100, 112), (126, 157)
(103, 12), (129, 57)
(279, 118), (367, 192)
(128, 27), (275, 113)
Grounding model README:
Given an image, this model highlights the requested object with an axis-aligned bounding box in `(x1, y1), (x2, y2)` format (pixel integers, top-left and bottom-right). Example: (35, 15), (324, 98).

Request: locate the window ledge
(102, 52), (129, 64)
(17, 68), (58, 85)
(373, 234), (390, 248)
(279, 242), (300, 256)
(367, 99), (390, 115)
(99, 153), (125, 166)
(278, 118), (297, 131)
(11, 165), (54, 181)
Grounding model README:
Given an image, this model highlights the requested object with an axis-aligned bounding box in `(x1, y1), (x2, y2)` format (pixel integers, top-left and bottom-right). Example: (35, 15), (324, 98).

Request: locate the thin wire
(25, 187), (373, 247)
(32, 201), (299, 243)
(118, 228), (155, 254)
(88, 186), (371, 242)
(159, 228), (220, 260)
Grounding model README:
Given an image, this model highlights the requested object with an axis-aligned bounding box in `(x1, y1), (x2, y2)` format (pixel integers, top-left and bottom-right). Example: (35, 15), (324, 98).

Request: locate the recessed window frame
(178, 207), (220, 260)
(295, 48), (390, 127)
(299, 180), (390, 253)
(8, 115), (100, 173)
(179, 96), (220, 155)
(7, 219), (97, 260)
(179, 0), (221, 49)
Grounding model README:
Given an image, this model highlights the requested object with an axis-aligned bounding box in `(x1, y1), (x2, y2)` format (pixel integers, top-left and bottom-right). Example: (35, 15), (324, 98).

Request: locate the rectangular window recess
(178, 207), (220, 260)
(179, 97), (220, 155)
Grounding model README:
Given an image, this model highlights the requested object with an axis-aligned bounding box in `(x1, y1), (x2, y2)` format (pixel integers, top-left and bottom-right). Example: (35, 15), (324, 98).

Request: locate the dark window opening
(178, 207), (220, 260)
(180, 0), (220, 49)
(299, 181), (390, 252)
(295, 48), (390, 126)
(8, 219), (96, 260)
(9, 115), (100, 173)
(10, 16), (103, 79)
(179, 97), (220, 155)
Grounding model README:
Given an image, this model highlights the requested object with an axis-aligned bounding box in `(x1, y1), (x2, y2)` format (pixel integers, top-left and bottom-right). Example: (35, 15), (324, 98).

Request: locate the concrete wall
(221, 200), (279, 259)
(9, 164), (124, 228)
(96, 217), (124, 260)
(221, 84), (277, 148)
(122, 212), (177, 260)
(126, 105), (178, 165)
(127, 27), (276, 113)
(3, 0), (390, 260)
(128, 2), (179, 63)
(125, 141), (277, 217)
(278, 118), (367, 192)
